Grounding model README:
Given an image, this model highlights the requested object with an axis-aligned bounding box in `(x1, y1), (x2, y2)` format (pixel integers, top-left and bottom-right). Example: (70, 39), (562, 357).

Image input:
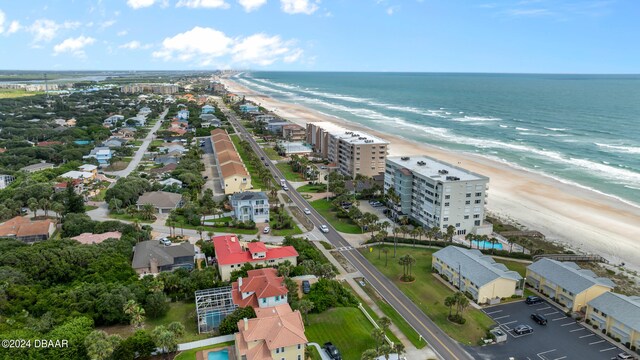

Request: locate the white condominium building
(306, 122), (388, 178)
(384, 155), (491, 235)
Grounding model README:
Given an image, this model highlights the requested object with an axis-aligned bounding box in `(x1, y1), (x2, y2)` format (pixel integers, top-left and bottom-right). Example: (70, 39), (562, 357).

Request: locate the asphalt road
(219, 103), (473, 360)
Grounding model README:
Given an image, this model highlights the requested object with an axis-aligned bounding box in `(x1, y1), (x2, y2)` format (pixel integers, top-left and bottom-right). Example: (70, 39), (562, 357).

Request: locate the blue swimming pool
(207, 349), (229, 360)
(471, 240), (503, 250)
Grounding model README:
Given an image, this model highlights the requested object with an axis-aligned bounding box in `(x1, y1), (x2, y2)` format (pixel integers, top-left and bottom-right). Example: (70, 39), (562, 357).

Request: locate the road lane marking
(536, 349), (557, 359)
(536, 306), (551, 311)
(486, 310), (502, 315)
(579, 333), (594, 338)
(501, 320), (517, 325)
(560, 322), (576, 326)
(589, 340), (605, 345)
(493, 315), (510, 320)
(552, 357), (567, 360)
(599, 347), (616, 352)
(569, 328), (585, 332)
(542, 311), (559, 316)
(552, 317), (568, 321)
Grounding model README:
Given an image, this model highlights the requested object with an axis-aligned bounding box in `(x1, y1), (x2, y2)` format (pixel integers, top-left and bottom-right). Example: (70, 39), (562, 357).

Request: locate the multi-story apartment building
(384, 155), (491, 235)
(586, 292), (640, 348)
(306, 122), (388, 178)
(120, 83), (179, 94)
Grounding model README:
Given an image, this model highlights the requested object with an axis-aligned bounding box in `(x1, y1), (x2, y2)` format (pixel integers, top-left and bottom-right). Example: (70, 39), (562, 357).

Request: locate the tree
(298, 299), (314, 325)
(27, 197), (39, 217)
(446, 225), (456, 242)
(84, 330), (121, 360)
(394, 343), (405, 359)
(144, 292), (170, 319)
(112, 330), (155, 360)
(196, 226), (204, 240)
(398, 254), (416, 281)
(361, 349), (378, 360)
(139, 203), (155, 221)
(371, 327), (385, 354)
(382, 248), (389, 267)
(378, 317), (391, 333)
(379, 343), (392, 360)
(392, 226), (400, 258)
(63, 182), (85, 215)
(219, 307), (256, 335)
(455, 292), (470, 316)
(444, 295), (456, 317)
(39, 197), (51, 217)
(123, 299), (146, 330)
(152, 325), (177, 360)
(465, 233), (474, 249)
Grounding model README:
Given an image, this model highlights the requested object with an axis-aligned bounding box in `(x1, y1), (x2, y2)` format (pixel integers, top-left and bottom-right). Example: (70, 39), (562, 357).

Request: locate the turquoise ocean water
(234, 72), (640, 207)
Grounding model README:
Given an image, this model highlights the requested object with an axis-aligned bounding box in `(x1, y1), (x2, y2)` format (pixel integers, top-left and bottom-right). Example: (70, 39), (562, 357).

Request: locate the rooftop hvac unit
(401, 156), (410, 161)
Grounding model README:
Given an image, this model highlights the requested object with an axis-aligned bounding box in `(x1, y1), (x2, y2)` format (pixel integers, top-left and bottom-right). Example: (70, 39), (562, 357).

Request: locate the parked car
(159, 237), (171, 246)
(525, 296), (543, 305)
(320, 224), (329, 233)
(203, 176), (209, 180)
(323, 342), (342, 360)
(513, 324), (534, 335)
(302, 280), (311, 294)
(303, 208), (311, 215)
(263, 226), (270, 234)
(260, 156), (265, 160)
(617, 353), (636, 360)
(282, 185), (289, 191)
(530, 313), (547, 325)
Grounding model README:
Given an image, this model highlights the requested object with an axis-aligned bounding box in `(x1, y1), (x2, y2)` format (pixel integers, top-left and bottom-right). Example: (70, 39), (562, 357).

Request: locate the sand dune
(220, 78), (640, 271)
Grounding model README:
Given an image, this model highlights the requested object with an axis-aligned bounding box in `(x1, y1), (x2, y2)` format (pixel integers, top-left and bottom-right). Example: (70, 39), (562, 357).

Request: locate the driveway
(307, 343), (331, 360)
(467, 300), (623, 360)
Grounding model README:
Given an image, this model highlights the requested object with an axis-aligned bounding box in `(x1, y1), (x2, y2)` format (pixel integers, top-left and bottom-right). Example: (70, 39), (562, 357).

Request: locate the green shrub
(306, 279), (358, 313)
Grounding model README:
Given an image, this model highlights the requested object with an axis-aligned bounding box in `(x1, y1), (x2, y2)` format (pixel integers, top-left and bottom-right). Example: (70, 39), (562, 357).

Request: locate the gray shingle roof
(137, 191), (182, 209)
(433, 246), (522, 287)
(230, 191), (268, 201)
(527, 258), (615, 294)
(132, 240), (195, 269)
(588, 292), (640, 332)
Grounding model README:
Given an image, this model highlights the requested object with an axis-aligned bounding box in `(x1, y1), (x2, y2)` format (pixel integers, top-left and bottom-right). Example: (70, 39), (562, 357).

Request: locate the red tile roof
(0, 216), (54, 238)
(247, 242), (267, 254)
(37, 141), (63, 147)
(212, 236), (298, 266)
(231, 268), (288, 308)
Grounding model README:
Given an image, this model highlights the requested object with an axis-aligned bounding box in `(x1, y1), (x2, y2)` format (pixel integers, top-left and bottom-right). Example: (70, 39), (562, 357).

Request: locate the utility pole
(458, 263), (462, 290)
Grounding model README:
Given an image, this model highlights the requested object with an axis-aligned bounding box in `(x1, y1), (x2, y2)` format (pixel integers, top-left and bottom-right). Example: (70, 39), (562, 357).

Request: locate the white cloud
(176, 0), (230, 8)
(280, 0), (319, 14)
(127, 0), (157, 9)
(53, 35), (96, 57)
(28, 19), (81, 42)
(238, 0), (267, 12)
(0, 10), (5, 34)
(100, 20), (117, 29)
(152, 26), (233, 61)
(7, 20), (21, 34)
(120, 40), (141, 49)
(117, 30), (128, 36)
(232, 33), (292, 66)
(386, 6), (398, 15)
(153, 26), (303, 67)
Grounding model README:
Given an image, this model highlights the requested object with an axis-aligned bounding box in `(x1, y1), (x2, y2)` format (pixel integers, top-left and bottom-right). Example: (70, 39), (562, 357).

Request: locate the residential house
(177, 110), (190, 120)
(78, 164), (98, 176)
(66, 118), (77, 127)
(20, 162), (55, 173)
(154, 155), (180, 166)
(139, 106), (152, 115)
(37, 141), (63, 147)
(53, 118), (68, 127)
(0, 174), (15, 190)
(59, 170), (95, 182)
(265, 121), (291, 134)
(526, 258), (615, 312)
(239, 104), (259, 113)
(72, 231), (122, 245)
(0, 216), (56, 243)
(54, 179), (84, 194)
(102, 137), (128, 148)
(115, 127), (136, 138)
(126, 115), (146, 127)
(213, 235), (298, 281)
(199, 113), (219, 122)
(150, 163), (178, 174)
(432, 246), (523, 304)
(586, 292), (640, 348)
(201, 119), (221, 128)
(136, 191), (183, 214)
(384, 155), (491, 235)
(131, 240), (196, 275)
(103, 115), (124, 128)
(159, 144), (187, 155)
(202, 104), (215, 114)
(282, 124), (306, 141)
(232, 268), (288, 309)
(229, 191), (270, 223)
(234, 304), (307, 360)
(83, 147), (113, 165)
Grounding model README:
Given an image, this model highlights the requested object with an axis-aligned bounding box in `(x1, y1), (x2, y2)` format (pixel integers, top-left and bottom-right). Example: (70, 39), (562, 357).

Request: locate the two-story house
(83, 147), (113, 165)
(202, 104), (215, 114)
(586, 292), (640, 348)
(131, 240), (196, 275)
(229, 191), (270, 223)
(232, 268), (288, 309)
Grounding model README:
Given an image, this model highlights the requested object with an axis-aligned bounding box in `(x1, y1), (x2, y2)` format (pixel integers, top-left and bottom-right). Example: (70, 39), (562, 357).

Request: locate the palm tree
(446, 225), (456, 242)
(371, 327), (385, 354)
(51, 202), (64, 221)
(196, 226), (204, 241)
(378, 317), (391, 333)
(413, 226), (424, 247)
(140, 203), (155, 221)
(427, 227), (438, 247)
(444, 295), (456, 317)
(27, 197), (38, 218)
(392, 226), (400, 258)
(465, 233), (475, 249)
(152, 325), (177, 360)
(123, 300), (145, 330)
(84, 330), (121, 360)
(207, 230), (214, 239)
(507, 236), (516, 253)
(394, 343), (405, 359)
(489, 237), (500, 254)
(361, 349), (378, 360)
(382, 248), (390, 267)
(455, 292), (469, 316)
(38, 198), (50, 217)
(298, 299), (314, 325)
(379, 344), (392, 360)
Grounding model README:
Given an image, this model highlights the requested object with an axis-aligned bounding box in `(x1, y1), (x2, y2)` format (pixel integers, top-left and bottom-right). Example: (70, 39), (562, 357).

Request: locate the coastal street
(219, 103), (473, 360)
(105, 108), (168, 178)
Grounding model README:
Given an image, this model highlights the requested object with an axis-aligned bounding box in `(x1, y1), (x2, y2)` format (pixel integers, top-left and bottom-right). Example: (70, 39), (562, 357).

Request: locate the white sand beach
(220, 78), (640, 271)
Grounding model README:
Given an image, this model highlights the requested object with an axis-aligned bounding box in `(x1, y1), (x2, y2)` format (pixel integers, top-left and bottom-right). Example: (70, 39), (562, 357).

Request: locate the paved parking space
(467, 300), (623, 360)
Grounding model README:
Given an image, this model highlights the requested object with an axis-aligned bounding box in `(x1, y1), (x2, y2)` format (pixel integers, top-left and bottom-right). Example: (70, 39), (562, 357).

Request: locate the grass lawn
(105, 161), (130, 171)
(173, 217), (259, 235)
(309, 199), (362, 234)
(360, 245), (495, 345)
(174, 341), (234, 360)
(84, 205), (98, 211)
(229, 134), (268, 189)
(0, 89), (42, 98)
(296, 183), (327, 193)
(352, 291), (401, 345)
(132, 140), (143, 146)
(271, 223), (303, 236)
(91, 188), (107, 201)
(151, 139), (164, 147)
(108, 213), (155, 223)
(493, 258), (530, 277)
(359, 278), (426, 348)
(262, 147), (283, 160)
(306, 307), (378, 360)
(275, 162), (305, 181)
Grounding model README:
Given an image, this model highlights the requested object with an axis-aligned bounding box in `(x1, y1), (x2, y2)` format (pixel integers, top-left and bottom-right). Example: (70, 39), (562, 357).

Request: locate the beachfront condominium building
(306, 122), (388, 178)
(432, 246), (523, 304)
(585, 292), (640, 348)
(384, 155), (491, 235)
(526, 258), (615, 312)
(120, 83), (179, 94)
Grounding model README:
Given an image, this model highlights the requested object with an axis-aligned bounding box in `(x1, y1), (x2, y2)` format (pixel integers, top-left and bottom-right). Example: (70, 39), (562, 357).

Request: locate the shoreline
(220, 77), (640, 271)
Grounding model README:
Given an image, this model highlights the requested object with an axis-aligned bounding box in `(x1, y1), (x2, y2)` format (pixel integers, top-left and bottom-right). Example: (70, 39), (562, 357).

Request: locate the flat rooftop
(387, 155), (488, 182)
(310, 121), (388, 145)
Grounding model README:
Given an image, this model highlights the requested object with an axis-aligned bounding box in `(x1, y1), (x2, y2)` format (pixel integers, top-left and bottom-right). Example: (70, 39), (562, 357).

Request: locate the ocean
(234, 72), (640, 207)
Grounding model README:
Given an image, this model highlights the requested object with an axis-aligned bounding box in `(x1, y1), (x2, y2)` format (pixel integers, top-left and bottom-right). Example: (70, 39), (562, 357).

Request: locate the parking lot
(468, 299), (623, 360)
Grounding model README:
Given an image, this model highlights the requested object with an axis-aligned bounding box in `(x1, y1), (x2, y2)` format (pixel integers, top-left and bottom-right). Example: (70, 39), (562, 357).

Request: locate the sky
(0, 0), (638, 73)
